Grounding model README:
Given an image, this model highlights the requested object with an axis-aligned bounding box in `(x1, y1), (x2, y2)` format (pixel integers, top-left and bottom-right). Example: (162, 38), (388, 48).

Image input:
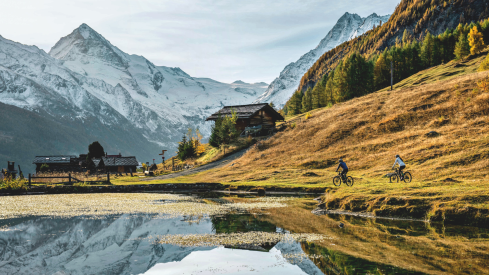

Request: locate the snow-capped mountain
(0, 215), (323, 275)
(254, 12), (391, 109)
(0, 24), (267, 170)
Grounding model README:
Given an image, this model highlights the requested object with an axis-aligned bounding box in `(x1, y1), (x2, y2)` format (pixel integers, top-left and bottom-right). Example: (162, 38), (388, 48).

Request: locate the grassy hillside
(159, 52), (489, 225)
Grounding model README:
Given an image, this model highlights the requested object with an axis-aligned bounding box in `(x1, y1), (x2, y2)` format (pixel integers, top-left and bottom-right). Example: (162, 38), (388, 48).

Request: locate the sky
(0, 0), (401, 84)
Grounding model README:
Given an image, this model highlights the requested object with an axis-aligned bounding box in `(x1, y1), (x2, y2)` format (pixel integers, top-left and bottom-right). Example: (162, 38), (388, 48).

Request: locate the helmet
(395, 154), (400, 158)
(338, 159), (343, 163)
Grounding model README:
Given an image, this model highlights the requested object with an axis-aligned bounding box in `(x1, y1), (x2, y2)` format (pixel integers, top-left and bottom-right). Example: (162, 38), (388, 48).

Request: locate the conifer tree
(432, 36), (442, 66)
(454, 32), (470, 60)
(209, 115), (222, 147)
(324, 71), (335, 105)
(402, 29), (413, 45)
(311, 84), (321, 110)
(374, 51), (390, 90)
(468, 26), (486, 55)
(333, 61), (347, 102)
(301, 88), (312, 113)
(482, 19), (489, 45)
(421, 32), (434, 67)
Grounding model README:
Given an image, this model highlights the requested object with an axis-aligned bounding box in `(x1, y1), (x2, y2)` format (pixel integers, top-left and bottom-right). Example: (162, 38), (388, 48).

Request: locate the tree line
(284, 19), (489, 116)
(296, 0), (489, 94)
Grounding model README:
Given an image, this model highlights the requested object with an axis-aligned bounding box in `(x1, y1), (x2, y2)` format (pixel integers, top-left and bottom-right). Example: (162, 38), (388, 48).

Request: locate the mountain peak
(49, 23), (128, 68)
(339, 12), (361, 21)
(233, 80), (246, 84)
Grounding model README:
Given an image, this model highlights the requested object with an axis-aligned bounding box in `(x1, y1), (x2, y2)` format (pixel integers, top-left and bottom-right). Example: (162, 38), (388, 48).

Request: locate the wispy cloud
(0, 0), (400, 83)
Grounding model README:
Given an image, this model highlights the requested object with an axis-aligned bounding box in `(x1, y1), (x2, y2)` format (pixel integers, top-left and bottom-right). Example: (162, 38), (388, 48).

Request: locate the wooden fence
(28, 173), (111, 186)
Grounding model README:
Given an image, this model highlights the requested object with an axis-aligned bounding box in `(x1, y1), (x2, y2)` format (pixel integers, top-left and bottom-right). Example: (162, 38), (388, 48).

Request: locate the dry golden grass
(168, 54), (489, 223)
(32, 172), (109, 184)
(257, 203), (489, 275)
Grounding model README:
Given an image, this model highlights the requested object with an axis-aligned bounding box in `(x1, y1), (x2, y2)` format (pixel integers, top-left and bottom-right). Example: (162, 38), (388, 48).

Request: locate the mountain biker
(336, 159), (348, 180)
(392, 154), (406, 180)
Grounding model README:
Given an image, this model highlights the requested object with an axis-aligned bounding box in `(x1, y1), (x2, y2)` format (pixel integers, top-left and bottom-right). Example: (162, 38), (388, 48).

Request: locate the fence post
(68, 173), (71, 185)
(28, 173), (31, 187)
(107, 173), (110, 184)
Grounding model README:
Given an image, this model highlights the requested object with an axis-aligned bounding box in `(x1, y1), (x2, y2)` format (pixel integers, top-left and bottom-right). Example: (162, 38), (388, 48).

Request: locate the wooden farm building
(33, 155), (86, 173)
(33, 153), (138, 173)
(206, 103), (284, 134)
(96, 156), (138, 173)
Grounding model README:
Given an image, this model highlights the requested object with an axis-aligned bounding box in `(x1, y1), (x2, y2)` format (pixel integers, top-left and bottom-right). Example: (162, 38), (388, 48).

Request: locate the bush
(305, 112), (312, 120)
(479, 53), (489, 72)
(40, 163), (49, 172)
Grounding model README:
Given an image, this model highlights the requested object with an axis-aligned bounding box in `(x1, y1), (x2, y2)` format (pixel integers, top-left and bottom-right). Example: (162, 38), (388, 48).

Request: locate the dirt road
(140, 148), (248, 181)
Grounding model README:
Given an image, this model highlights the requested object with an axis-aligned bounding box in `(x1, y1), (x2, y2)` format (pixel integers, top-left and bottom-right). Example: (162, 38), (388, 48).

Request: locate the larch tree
(468, 26), (485, 55)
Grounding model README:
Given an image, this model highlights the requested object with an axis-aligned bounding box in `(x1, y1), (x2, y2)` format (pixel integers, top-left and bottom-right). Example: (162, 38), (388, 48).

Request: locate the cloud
(0, 0), (400, 83)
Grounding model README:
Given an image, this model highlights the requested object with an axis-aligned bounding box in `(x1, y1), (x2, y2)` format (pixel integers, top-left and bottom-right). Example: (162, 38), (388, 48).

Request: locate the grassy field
(123, 52), (489, 224)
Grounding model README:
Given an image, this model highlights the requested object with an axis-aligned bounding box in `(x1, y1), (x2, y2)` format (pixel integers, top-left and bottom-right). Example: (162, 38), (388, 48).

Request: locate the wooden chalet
(206, 103), (284, 134)
(33, 155), (82, 173)
(100, 156), (138, 173)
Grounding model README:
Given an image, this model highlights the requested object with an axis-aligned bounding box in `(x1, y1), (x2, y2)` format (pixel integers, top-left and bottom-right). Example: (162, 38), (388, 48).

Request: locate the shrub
(477, 75), (489, 93)
(305, 112), (312, 120)
(40, 163), (49, 172)
(480, 53), (489, 72)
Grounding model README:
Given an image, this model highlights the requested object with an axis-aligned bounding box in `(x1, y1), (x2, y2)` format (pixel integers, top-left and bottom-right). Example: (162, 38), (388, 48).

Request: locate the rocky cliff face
(254, 12), (391, 109)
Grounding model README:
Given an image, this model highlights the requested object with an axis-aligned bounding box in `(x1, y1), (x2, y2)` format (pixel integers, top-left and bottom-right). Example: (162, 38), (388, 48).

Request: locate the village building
(99, 155), (138, 173)
(33, 155), (84, 173)
(205, 103), (284, 135)
(33, 153), (138, 173)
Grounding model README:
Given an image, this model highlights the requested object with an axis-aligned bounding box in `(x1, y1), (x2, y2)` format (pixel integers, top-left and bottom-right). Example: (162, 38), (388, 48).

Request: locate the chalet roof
(101, 156), (138, 167)
(92, 158), (102, 167)
(33, 156), (76, 164)
(206, 103), (284, 121)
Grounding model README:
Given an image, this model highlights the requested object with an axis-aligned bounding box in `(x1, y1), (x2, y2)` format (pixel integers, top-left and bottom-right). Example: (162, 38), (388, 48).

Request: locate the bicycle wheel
(390, 174), (398, 183)
(333, 176), (342, 186)
(403, 172), (412, 183)
(346, 176), (354, 187)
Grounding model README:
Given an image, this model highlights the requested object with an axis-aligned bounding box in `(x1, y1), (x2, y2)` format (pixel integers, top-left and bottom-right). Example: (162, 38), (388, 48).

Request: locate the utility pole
(391, 61), (394, 91)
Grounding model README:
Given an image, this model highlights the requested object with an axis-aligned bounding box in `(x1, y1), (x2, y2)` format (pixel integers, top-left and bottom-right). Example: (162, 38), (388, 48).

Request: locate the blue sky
(1, 0), (400, 83)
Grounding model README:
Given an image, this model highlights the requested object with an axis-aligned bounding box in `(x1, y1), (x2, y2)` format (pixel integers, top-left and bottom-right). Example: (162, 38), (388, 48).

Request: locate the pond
(0, 193), (488, 274)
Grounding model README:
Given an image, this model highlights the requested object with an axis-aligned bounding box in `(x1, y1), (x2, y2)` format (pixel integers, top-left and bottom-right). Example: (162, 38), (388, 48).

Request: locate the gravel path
(140, 148), (248, 181)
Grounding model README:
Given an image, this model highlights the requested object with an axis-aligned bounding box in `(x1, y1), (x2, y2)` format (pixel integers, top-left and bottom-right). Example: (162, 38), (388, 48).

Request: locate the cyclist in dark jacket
(336, 159), (348, 180)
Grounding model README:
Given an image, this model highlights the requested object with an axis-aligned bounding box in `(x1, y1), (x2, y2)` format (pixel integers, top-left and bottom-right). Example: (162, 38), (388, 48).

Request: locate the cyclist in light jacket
(392, 154), (406, 180)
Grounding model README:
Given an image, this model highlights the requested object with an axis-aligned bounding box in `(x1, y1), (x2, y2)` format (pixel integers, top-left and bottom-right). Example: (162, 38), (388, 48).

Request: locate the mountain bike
(333, 172), (354, 187)
(390, 168), (412, 183)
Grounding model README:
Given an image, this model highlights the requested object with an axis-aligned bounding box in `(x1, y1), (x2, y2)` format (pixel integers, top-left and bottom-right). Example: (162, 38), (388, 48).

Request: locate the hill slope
(167, 52), (489, 225)
(296, 0), (489, 93)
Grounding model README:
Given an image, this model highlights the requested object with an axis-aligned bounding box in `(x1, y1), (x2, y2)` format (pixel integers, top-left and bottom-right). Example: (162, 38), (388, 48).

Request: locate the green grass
(379, 51), (487, 92)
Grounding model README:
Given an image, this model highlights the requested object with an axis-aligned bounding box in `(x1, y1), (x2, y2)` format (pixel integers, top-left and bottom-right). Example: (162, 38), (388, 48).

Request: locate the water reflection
(0, 194), (488, 275)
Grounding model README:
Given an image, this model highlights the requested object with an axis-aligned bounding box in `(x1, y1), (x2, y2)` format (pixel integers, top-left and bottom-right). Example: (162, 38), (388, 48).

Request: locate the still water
(0, 193), (488, 274)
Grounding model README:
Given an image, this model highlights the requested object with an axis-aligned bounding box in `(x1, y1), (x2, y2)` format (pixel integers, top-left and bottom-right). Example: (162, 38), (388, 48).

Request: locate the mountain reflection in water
(0, 193), (487, 275)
